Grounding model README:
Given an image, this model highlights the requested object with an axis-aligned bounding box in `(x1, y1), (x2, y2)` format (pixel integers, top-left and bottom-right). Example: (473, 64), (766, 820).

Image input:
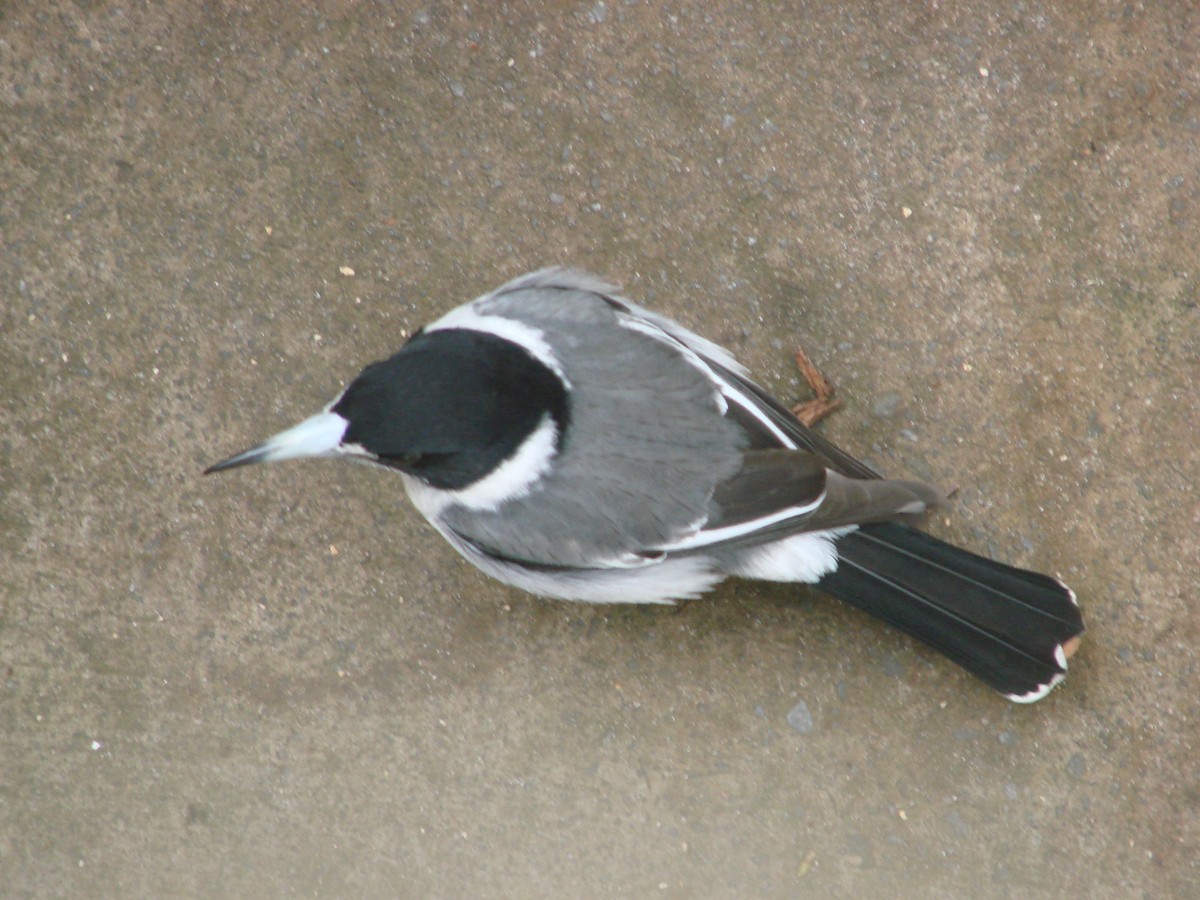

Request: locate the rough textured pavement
(2, 2), (1197, 897)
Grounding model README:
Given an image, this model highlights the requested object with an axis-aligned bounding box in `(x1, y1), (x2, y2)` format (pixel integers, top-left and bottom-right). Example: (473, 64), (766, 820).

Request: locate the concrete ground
(2, 2), (1197, 897)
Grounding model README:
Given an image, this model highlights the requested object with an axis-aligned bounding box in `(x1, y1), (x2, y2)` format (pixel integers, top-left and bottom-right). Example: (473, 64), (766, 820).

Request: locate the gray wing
(664, 449), (942, 556)
(436, 267), (942, 569)
(436, 279), (746, 567)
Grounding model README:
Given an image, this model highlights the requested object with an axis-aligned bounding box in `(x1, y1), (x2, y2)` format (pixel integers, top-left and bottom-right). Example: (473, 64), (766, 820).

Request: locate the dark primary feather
(709, 359), (883, 479)
(692, 450), (943, 554)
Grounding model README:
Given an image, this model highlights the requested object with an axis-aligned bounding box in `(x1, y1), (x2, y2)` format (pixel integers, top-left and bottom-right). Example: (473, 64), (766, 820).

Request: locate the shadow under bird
(206, 268), (1084, 702)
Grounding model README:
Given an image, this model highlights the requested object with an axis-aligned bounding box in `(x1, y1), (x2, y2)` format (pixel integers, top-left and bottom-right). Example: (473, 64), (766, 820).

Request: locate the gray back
(437, 284), (744, 566)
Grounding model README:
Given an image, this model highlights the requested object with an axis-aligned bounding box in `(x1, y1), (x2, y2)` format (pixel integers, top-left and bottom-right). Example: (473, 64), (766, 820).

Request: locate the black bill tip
(203, 446), (269, 475)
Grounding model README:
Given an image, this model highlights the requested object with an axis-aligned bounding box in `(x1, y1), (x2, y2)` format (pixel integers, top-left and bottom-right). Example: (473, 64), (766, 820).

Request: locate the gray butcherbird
(207, 268), (1084, 702)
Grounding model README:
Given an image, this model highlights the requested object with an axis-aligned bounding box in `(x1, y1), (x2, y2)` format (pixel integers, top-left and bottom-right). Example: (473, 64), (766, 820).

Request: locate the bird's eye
(376, 452), (424, 470)
(384, 451), (451, 471)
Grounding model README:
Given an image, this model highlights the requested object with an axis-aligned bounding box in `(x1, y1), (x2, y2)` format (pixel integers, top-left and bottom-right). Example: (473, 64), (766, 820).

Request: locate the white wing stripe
(719, 387), (800, 449)
(615, 314), (729, 414)
(657, 488), (826, 552)
(615, 308), (799, 451)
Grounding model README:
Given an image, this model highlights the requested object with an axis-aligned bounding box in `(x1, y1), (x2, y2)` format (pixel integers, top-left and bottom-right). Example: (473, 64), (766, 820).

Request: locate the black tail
(819, 522), (1084, 702)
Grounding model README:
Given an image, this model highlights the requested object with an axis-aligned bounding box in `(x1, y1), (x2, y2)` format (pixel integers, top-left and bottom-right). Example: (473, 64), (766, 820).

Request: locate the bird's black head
(332, 328), (569, 490)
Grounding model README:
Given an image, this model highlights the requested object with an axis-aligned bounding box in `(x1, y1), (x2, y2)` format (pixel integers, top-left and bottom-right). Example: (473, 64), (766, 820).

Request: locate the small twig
(790, 347), (843, 427)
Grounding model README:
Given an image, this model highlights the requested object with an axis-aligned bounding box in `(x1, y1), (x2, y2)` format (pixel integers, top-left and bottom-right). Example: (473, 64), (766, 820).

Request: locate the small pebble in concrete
(945, 809), (970, 837)
(872, 392), (901, 417)
(787, 700), (814, 734)
(881, 653), (905, 678)
(1066, 752), (1086, 779)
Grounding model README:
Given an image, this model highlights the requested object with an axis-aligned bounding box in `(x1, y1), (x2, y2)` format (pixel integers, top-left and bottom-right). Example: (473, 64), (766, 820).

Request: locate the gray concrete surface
(2, 2), (1197, 897)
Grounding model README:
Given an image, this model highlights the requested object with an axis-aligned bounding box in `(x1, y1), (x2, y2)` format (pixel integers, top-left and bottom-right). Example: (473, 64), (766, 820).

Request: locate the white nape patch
(723, 527), (857, 583)
(426, 305), (570, 386)
(403, 475), (453, 520)
(255, 411), (350, 463)
(451, 413), (559, 511)
(660, 490), (827, 553)
(615, 314), (728, 414)
(403, 414), (560, 517)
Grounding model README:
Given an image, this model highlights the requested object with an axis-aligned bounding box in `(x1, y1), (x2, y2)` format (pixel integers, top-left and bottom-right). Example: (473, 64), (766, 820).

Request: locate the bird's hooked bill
(204, 411), (349, 475)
